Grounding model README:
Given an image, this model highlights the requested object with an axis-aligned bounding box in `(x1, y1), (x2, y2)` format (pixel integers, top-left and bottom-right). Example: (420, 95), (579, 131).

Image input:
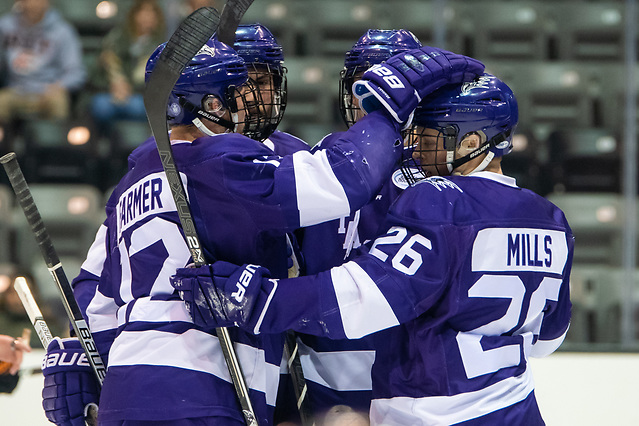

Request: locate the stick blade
(217, 0), (255, 46)
(143, 6), (221, 118)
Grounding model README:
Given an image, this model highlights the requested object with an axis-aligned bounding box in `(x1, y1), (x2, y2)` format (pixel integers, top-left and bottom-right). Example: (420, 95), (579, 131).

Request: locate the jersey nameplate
(117, 172), (184, 239)
(471, 228), (568, 274)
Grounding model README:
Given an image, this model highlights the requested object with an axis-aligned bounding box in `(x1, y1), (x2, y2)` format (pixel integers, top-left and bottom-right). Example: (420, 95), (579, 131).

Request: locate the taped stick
(144, 7), (257, 425)
(13, 275), (98, 426)
(0, 152), (106, 387)
(13, 277), (53, 349)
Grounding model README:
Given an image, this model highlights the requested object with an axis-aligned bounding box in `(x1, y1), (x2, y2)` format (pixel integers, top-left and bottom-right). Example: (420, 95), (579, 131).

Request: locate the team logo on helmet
(198, 44), (217, 58)
(461, 75), (491, 95)
(169, 102), (181, 117)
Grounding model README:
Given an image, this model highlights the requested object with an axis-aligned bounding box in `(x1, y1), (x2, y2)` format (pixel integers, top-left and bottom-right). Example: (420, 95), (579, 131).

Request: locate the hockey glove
(353, 46), (485, 125)
(171, 261), (276, 332)
(42, 337), (99, 426)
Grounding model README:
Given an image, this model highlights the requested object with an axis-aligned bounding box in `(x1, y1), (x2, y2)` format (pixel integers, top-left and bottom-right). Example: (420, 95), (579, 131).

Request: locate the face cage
(244, 62), (287, 141)
(400, 124), (458, 185)
(339, 67), (366, 128)
(220, 78), (272, 140)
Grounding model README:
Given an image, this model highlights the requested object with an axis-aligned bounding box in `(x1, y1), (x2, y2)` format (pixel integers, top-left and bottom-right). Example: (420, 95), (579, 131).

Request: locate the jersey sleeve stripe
(297, 338), (375, 391)
(330, 261), (399, 339)
(293, 150), (351, 227)
(80, 224), (108, 276)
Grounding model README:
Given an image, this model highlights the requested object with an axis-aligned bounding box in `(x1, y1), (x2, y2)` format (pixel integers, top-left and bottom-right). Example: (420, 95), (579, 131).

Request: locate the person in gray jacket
(0, 0), (85, 126)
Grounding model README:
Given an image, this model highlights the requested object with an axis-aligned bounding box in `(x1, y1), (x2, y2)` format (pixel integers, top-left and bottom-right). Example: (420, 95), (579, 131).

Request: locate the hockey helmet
(233, 23), (287, 140)
(339, 29), (422, 128)
(146, 37), (268, 139)
(402, 73), (519, 183)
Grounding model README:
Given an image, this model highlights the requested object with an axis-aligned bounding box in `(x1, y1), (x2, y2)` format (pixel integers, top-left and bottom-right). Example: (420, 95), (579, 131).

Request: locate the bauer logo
(231, 264), (259, 303)
(43, 352), (90, 369)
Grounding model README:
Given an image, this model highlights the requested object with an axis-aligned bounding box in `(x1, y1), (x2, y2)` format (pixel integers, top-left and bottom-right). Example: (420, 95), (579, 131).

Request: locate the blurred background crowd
(0, 0), (635, 389)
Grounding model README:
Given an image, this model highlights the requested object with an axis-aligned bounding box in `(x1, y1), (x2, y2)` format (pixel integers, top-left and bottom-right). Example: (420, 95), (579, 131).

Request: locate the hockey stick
(13, 276), (53, 349)
(1, 153), (103, 426)
(143, 6), (258, 425)
(217, 0), (256, 46)
(223, 0), (313, 419)
(14, 276), (99, 426)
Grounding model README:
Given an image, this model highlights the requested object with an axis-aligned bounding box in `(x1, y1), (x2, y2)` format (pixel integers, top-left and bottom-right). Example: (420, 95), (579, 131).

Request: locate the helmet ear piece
(202, 95), (226, 117)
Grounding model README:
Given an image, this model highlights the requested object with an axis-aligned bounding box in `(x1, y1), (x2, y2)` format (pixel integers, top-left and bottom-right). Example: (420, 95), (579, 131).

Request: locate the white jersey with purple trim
(71, 111), (402, 424)
(243, 172), (573, 425)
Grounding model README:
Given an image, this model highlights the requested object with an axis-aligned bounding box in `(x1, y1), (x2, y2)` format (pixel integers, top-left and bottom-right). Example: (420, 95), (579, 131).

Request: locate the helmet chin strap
(466, 151), (495, 174)
(449, 131), (507, 174)
(179, 97), (238, 135)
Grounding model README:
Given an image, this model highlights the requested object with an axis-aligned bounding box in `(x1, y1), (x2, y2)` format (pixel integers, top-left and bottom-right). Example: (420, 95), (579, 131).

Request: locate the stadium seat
(568, 265), (639, 344)
(546, 192), (626, 266)
(12, 183), (104, 271)
(381, 0), (464, 53)
(242, 0), (303, 55)
(457, 1), (552, 60)
(280, 57), (341, 125)
(553, 2), (624, 61)
(546, 127), (621, 193)
(302, 0), (389, 58)
(55, 0), (118, 39)
(20, 119), (101, 186)
(486, 61), (596, 142)
(500, 130), (550, 196)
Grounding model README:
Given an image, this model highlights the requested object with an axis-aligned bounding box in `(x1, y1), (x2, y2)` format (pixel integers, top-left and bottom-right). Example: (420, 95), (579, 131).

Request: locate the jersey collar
(469, 171), (518, 187)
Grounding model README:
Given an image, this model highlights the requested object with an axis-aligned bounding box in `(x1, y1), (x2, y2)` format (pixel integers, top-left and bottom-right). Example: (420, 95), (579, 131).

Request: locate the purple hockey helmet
(233, 23), (287, 140)
(146, 37), (271, 139)
(339, 29), (422, 128)
(402, 73), (519, 183)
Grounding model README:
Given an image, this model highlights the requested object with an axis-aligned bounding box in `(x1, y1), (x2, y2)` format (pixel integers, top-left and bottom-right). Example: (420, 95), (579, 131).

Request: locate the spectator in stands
(0, 329), (30, 394)
(88, 0), (166, 137)
(0, 331), (31, 374)
(0, 0), (85, 127)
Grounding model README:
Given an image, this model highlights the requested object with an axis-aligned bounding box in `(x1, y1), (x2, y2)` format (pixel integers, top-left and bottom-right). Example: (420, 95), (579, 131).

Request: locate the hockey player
(41, 35), (484, 426)
(171, 73), (573, 425)
(295, 29), (423, 423)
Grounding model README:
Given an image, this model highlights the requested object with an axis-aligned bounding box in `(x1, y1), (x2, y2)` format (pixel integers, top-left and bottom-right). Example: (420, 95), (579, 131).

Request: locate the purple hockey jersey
(72, 112), (401, 424)
(242, 172), (573, 425)
(295, 132), (409, 417)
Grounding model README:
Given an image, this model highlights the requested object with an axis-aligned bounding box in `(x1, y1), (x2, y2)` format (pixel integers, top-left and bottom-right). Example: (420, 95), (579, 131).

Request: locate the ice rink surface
(1, 350), (638, 425)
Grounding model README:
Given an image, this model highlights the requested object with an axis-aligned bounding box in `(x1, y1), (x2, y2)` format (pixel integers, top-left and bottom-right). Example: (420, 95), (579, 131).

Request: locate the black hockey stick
(217, 0), (256, 46)
(143, 6), (258, 426)
(1, 152), (103, 426)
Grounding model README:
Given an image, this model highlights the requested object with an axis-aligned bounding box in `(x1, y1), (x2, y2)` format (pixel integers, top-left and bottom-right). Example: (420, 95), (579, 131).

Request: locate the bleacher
(0, 0), (636, 348)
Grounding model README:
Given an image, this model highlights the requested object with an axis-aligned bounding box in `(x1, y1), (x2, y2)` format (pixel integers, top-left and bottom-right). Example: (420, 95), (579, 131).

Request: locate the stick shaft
(14, 276), (53, 349)
(143, 7), (257, 425)
(0, 152), (106, 385)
